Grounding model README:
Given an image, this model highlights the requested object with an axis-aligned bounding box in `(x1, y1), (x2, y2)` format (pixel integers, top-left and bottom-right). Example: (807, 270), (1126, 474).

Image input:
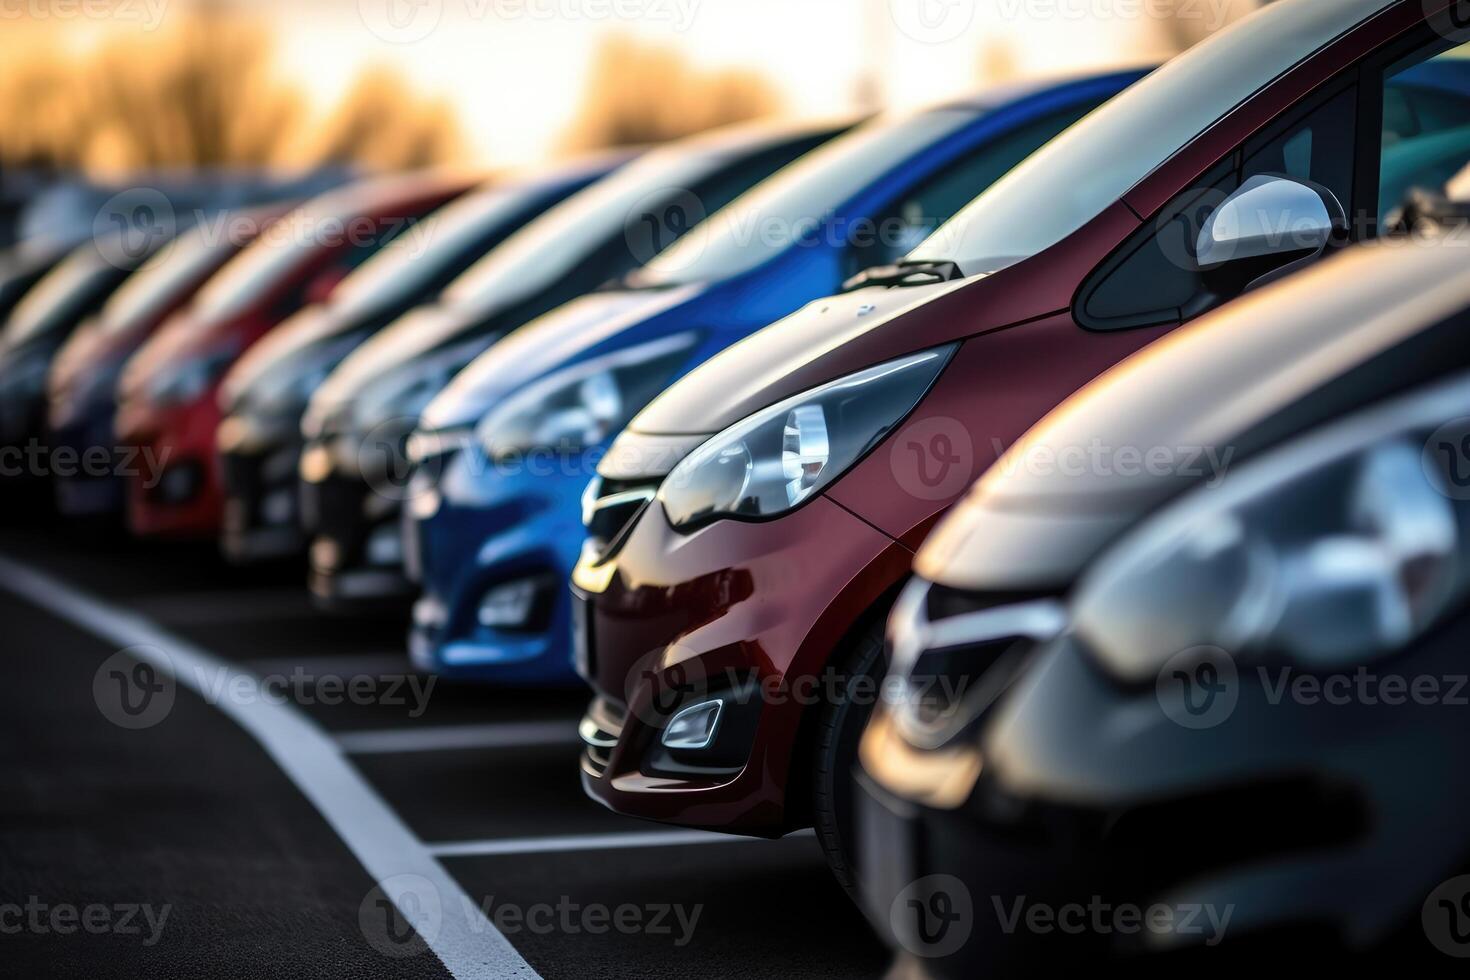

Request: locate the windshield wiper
(841, 258), (965, 293)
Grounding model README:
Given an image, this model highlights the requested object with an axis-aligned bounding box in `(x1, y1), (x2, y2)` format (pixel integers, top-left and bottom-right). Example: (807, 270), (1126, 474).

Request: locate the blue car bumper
(407, 445), (591, 685)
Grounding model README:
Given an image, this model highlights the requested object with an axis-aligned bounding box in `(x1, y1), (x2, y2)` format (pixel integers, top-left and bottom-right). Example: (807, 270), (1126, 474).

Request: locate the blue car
(403, 69), (1148, 684)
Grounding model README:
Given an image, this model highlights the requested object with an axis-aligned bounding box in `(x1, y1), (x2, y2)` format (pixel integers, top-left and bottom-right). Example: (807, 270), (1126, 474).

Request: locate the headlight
(659, 345), (955, 530)
(475, 333), (699, 458)
(1074, 372), (1470, 683)
(231, 335), (360, 417)
(346, 339), (484, 438)
(147, 346), (238, 407)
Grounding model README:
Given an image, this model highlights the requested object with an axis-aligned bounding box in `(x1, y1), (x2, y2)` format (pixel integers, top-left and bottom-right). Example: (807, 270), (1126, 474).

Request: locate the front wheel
(810, 620), (887, 897)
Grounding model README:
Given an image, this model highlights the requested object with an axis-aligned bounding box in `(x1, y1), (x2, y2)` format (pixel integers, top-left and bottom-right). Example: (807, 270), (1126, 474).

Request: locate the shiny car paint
(406, 71), (1146, 685)
(573, 0), (1459, 838)
(113, 171), (478, 538)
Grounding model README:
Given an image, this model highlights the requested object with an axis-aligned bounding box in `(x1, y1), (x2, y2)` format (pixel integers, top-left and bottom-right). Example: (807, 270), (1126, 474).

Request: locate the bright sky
(261, 0), (1187, 165)
(29, 0), (1228, 166)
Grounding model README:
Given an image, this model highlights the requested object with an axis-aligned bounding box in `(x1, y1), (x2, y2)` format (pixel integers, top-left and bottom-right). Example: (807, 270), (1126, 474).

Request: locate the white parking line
(430, 829), (815, 858)
(0, 556), (540, 980)
(338, 721), (580, 755)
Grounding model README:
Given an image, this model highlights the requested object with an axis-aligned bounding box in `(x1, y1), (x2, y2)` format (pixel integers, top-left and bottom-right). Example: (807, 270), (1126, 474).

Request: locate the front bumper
(858, 616), (1470, 972)
(115, 391), (226, 538)
(218, 423), (307, 563)
(406, 445), (587, 685)
(298, 437), (413, 609)
(572, 489), (913, 835)
(49, 403), (124, 517)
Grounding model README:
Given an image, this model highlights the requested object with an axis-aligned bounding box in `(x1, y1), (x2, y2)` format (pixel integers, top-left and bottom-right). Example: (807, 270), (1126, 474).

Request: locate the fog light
(156, 462), (201, 504)
(477, 579), (539, 628)
(661, 699), (722, 751)
(262, 488), (295, 526)
(366, 524), (403, 566)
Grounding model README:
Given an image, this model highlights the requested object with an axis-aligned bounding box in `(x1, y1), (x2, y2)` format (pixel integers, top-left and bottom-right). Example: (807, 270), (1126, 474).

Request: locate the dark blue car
(402, 69), (1149, 684)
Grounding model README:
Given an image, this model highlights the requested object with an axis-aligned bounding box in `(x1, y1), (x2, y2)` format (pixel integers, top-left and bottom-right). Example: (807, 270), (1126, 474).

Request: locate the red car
(48, 203), (295, 517)
(573, 0), (1470, 888)
(115, 172), (478, 538)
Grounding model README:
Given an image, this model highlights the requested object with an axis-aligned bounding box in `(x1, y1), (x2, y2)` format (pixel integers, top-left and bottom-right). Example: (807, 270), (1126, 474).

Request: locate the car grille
(581, 475), (660, 564)
(578, 696), (627, 778)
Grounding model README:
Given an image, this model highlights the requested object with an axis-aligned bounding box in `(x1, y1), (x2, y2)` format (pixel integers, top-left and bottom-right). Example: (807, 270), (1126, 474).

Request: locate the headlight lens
(234, 334), (361, 417)
(475, 332), (699, 458)
(659, 345), (955, 530)
(147, 345), (238, 406)
(346, 339), (484, 437)
(1074, 373), (1470, 683)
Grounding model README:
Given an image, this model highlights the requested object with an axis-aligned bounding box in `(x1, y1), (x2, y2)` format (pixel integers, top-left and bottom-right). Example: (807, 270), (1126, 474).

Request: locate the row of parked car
(4, 0), (1470, 968)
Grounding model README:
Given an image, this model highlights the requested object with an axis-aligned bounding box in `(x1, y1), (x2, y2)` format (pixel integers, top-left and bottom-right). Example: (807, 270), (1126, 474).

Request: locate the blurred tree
(297, 65), (465, 171)
(0, 11), (464, 176)
(977, 39), (1021, 85)
(559, 35), (781, 151)
(77, 15), (303, 174)
(1152, 0), (1266, 53)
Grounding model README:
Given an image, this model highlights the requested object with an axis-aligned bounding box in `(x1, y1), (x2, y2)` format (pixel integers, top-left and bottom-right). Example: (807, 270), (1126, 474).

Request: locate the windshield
(190, 204), (330, 324)
(910, 0), (1395, 273)
(632, 108), (981, 287)
(4, 250), (117, 346)
(100, 230), (235, 337)
(328, 183), (514, 322)
(442, 142), (744, 314)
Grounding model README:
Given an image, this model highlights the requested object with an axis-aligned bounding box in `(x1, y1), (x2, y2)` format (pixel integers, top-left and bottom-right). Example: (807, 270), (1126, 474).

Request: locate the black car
(858, 195), (1470, 974)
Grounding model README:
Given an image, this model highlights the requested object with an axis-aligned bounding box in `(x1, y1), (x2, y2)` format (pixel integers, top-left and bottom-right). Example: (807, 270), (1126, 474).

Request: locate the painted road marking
(429, 829), (815, 858)
(0, 556), (540, 980)
(337, 721), (580, 755)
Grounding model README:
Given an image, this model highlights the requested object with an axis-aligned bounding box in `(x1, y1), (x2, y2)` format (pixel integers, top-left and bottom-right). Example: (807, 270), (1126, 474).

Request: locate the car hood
(49, 316), (108, 400)
(419, 286), (700, 432)
(117, 307), (225, 404)
(918, 235), (1470, 592)
(220, 302), (349, 412)
(627, 277), (972, 437)
(306, 299), (481, 428)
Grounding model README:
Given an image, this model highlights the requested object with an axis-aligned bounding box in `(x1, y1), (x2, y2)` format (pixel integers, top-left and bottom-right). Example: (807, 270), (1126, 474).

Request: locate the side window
(1079, 84), (1358, 332)
(1377, 42), (1470, 219)
(847, 104), (1099, 275)
(271, 214), (427, 316)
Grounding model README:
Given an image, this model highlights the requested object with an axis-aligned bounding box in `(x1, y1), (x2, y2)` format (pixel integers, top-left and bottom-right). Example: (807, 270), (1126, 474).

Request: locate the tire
(811, 618), (887, 898)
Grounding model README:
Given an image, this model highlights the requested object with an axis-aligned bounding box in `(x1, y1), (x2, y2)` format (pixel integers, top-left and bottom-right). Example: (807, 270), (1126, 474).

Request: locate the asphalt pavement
(0, 514), (889, 979)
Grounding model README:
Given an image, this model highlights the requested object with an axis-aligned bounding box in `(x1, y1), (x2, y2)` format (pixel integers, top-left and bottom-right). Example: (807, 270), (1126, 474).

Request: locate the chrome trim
(886, 578), (1067, 750)
(578, 715), (618, 749)
(661, 699), (723, 751)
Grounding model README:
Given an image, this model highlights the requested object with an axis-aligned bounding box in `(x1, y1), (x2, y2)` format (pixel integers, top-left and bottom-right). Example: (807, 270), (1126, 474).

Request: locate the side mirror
(1196, 174), (1346, 275)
